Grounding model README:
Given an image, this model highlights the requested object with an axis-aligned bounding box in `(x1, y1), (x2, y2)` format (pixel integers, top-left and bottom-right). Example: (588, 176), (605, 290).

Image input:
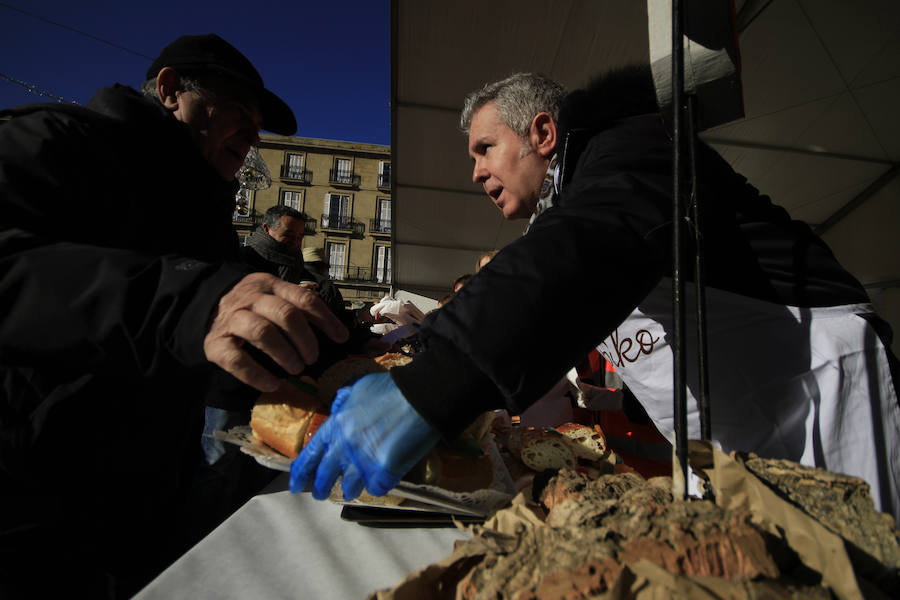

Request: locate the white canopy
(391, 0), (900, 352)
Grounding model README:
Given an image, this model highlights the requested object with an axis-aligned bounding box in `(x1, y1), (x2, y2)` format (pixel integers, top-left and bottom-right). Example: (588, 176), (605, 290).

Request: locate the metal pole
(671, 0), (688, 499)
(687, 94), (711, 441)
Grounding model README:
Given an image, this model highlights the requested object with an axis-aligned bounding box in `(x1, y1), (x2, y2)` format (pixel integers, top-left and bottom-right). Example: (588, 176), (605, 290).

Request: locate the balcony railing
(343, 266), (392, 284)
(369, 218), (391, 234)
(377, 173), (390, 190)
(280, 165), (311, 183)
(232, 210), (260, 226)
(329, 169), (360, 187)
(303, 217), (317, 236)
(321, 214), (353, 230)
(320, 214), (365, 237)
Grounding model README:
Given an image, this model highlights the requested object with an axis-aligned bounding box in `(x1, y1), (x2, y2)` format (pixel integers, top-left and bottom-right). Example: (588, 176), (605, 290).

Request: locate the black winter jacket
(391, 67), (874, 439)
(0, 86), (254, 595)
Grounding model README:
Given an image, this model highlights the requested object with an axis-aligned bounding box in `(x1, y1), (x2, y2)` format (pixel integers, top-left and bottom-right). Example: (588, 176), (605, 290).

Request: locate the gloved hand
(290, 372), (440, 500)
(370, 322), (400, 336)
(370, 296), (426, 326)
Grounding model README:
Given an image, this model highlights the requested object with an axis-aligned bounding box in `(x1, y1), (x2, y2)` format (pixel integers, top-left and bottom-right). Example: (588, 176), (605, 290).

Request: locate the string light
(0, 72), (78, 104)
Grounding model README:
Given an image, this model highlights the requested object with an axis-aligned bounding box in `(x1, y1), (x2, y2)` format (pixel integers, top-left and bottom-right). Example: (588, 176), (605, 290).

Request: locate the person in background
(302, 245), (347, 312)
(0, 33), (349, 598)
(476, 249), (499, 271)
(290, 68), (900, 523)
(452, 273), (472, 292)
(243, 205), (308, 277)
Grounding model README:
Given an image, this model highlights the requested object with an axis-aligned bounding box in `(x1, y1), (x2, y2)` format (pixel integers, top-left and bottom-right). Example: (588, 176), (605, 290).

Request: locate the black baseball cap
(146, 33), (297, 135)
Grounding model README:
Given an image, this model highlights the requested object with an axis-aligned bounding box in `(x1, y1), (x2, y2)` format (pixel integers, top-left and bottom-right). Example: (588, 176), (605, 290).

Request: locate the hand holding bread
(203, 272), (349, 392)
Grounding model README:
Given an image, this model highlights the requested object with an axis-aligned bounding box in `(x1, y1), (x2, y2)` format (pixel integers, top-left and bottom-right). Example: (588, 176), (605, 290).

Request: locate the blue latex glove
(290, 372), (440, 500)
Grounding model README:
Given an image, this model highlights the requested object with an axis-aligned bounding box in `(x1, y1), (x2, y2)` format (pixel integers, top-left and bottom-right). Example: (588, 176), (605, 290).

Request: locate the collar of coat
(556, 64), (662, 191)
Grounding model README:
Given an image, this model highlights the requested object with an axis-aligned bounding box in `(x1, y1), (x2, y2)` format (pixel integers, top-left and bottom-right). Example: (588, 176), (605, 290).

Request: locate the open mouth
(487, 186), (503, 205)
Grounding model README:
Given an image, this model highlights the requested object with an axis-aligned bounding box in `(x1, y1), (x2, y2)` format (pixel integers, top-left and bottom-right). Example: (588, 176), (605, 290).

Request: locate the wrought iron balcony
(344, 266), (392, 284)
(280, 165), (312, 183)
(369, 218), (391, 234)
(321, 214), (352, 230)
(320, 214), (365, 237)
(377, 173), (391, 190)
(303, 217), (317, 236)
(329, 169), (360, 187)
(232, 210), (260, 226)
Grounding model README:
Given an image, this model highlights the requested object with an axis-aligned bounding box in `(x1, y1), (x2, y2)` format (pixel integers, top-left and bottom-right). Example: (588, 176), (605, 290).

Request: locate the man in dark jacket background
(290, 68), (900, 524)
(0, 34), (347, 597)
(241, 204), (345, 313)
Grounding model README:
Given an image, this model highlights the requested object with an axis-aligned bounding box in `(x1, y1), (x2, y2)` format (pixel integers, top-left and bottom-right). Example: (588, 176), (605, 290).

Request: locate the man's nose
(244, 126), (261, 147)
(472, 160), (488, 184)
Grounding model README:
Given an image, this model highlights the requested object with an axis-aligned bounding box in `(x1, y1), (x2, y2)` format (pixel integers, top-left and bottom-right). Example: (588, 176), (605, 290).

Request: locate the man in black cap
(0, 34), (346, 597)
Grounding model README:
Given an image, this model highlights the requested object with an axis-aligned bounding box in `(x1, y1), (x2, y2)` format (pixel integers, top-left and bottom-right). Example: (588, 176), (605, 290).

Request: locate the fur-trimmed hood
(557, 64), (660, 140)
(556, 65), (661, 188)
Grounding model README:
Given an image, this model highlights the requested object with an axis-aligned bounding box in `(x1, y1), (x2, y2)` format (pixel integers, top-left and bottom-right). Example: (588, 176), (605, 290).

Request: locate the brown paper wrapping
(369, 442), (867, 600)
(689, 442), (863, 600)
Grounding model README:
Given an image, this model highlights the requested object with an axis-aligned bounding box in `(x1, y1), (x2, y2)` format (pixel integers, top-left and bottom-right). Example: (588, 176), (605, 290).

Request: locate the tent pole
(688, 94), (711, 442)
(671, 0), (689, 499)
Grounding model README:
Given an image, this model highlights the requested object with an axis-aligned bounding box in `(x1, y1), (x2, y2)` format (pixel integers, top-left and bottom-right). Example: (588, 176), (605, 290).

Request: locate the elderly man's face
(174, 79), (262, 181)
(265, 216), (305, 250)
(468, 102), (548, 220)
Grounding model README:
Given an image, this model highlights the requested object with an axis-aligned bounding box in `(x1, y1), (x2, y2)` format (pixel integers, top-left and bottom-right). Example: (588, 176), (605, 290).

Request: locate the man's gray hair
(460, 73), (565, 137)
(139, 74), (205, 106)
(263, 204), (307, 229)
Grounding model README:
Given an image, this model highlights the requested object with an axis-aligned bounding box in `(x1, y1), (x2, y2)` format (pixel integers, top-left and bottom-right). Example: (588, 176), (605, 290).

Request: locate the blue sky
(0, 0), (390, 145)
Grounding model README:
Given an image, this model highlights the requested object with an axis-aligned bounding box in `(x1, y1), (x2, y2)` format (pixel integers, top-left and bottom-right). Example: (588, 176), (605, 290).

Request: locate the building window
(378, 161), (391, 189)
(372, 197), (391, 233)
(329, 157), (359, 186)
(286, 153), (303, 177)
(326, 241), (346, 280)
(334, 158), (352, 182)
(281, 189), (303, 211)
(374, 244), (392, 283)
(323, 192), (350, 229)
(280, 153), (309, 183)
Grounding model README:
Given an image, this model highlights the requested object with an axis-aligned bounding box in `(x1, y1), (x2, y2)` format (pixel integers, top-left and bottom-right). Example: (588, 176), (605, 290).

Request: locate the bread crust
(317, 357), (387, 403)
(554, 422), (608, 459)
(250, 384), (323, 458)
(373, 352), (413, 369)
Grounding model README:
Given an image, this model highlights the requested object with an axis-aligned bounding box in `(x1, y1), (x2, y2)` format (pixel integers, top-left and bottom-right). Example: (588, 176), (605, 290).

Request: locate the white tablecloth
(135, 474), (468, 599)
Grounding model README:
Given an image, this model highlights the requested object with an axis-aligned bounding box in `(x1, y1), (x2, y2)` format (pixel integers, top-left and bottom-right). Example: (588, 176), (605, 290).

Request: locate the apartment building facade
(233, 134), (392, 306)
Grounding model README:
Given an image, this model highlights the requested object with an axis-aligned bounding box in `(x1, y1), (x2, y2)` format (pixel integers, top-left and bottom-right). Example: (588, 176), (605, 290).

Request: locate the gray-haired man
(291, 67), (900, 526)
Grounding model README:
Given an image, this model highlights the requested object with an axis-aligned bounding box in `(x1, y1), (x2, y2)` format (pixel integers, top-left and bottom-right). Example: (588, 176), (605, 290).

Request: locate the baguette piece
(250, 383), (324, 458)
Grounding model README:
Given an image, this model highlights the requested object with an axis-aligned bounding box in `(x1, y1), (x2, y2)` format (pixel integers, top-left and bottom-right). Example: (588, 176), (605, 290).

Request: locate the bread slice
(554, 422), (608, 461)
(250, 383), (324, 458)
(520, 436), (577, 471)
(317, 357), (387, 403)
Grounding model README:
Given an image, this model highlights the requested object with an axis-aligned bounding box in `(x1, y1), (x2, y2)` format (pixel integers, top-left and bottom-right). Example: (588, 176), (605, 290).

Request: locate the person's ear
(156, 67), (182, 111)
(262, 223), (271, 234)
(528, 112), (557, 159)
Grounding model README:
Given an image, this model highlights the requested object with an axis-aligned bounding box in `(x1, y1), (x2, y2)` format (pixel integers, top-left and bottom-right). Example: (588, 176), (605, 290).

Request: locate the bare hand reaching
(204, 272), (349, 391)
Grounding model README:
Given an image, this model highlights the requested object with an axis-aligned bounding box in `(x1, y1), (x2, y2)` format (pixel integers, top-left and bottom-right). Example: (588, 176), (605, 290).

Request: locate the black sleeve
(392, 121), (674, 439)
(0, 108), (250, 379)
